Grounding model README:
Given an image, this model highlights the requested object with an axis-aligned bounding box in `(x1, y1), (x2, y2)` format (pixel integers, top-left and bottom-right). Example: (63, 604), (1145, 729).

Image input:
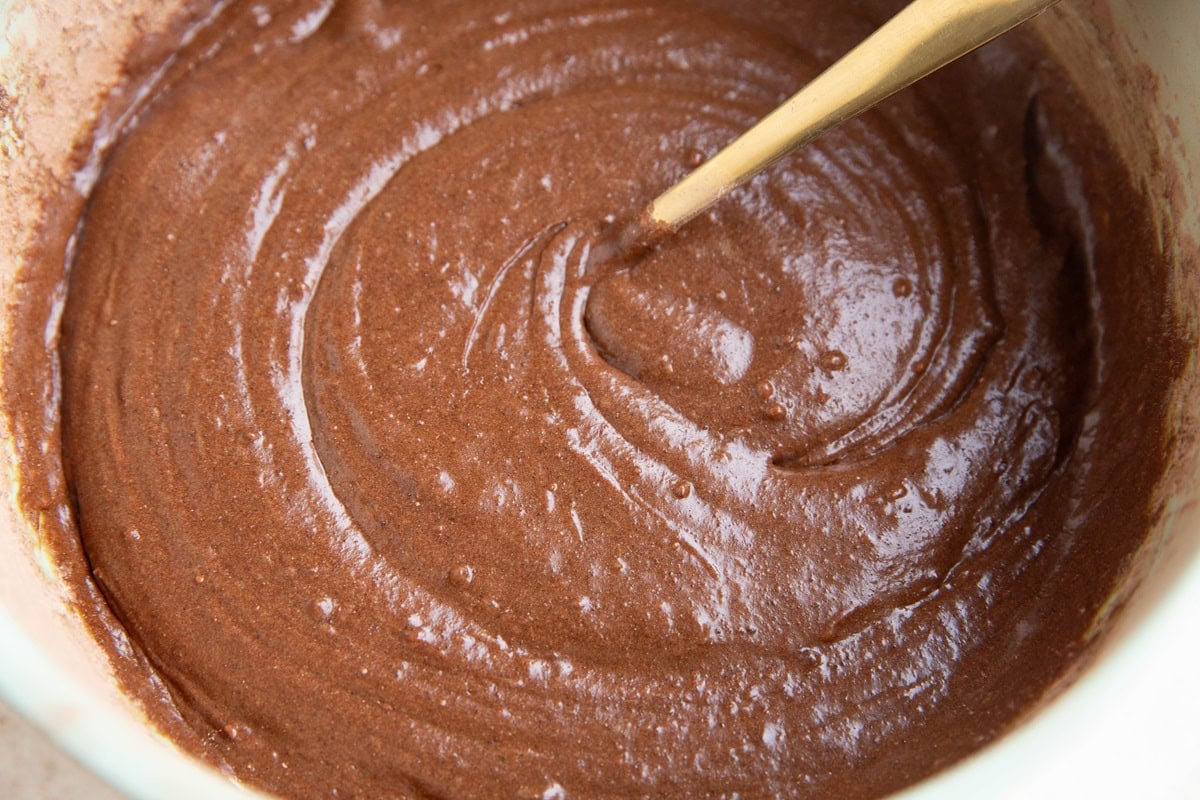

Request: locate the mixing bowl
(2, 1), (1197, 797)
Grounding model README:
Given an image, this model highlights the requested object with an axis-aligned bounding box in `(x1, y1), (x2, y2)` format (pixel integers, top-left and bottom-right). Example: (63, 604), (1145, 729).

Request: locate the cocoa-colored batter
(1, 1), (1185, 798)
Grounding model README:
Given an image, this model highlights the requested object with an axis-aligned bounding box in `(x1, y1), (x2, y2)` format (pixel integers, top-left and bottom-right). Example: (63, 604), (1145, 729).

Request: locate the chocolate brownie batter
(2, 0), (1184, 798)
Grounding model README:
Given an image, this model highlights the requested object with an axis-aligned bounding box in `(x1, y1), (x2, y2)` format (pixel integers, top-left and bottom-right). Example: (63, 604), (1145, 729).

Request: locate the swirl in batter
(3, 0), (1181, 798)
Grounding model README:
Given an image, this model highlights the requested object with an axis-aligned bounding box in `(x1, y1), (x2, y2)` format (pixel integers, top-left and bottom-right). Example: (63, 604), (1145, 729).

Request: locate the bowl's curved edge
(0, 607), (275, 800)
(903, 0), (1200, 796)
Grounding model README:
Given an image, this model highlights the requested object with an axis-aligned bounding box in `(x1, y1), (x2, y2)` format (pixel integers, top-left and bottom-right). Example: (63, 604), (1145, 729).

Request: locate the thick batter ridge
(2, 1), (1183, 798)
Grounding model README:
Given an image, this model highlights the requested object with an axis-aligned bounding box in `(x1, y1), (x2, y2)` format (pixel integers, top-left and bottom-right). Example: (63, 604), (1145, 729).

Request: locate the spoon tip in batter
(586, 208), (671, 275)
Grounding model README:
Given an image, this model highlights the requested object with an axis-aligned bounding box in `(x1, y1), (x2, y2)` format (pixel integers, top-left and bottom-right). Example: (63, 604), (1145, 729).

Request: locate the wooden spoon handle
(648, 0), (1062, 230)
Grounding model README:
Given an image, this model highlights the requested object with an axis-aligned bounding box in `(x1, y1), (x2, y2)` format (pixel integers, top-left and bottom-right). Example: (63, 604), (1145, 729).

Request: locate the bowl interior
(1, 1), (1198, 798)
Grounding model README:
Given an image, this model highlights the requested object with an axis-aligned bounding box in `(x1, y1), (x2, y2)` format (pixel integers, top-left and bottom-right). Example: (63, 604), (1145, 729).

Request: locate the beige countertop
(0, 700), (122, 800)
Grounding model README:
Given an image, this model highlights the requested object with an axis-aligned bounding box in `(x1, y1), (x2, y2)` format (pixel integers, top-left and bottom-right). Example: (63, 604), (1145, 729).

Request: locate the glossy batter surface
(5, 1), (1182, 798)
